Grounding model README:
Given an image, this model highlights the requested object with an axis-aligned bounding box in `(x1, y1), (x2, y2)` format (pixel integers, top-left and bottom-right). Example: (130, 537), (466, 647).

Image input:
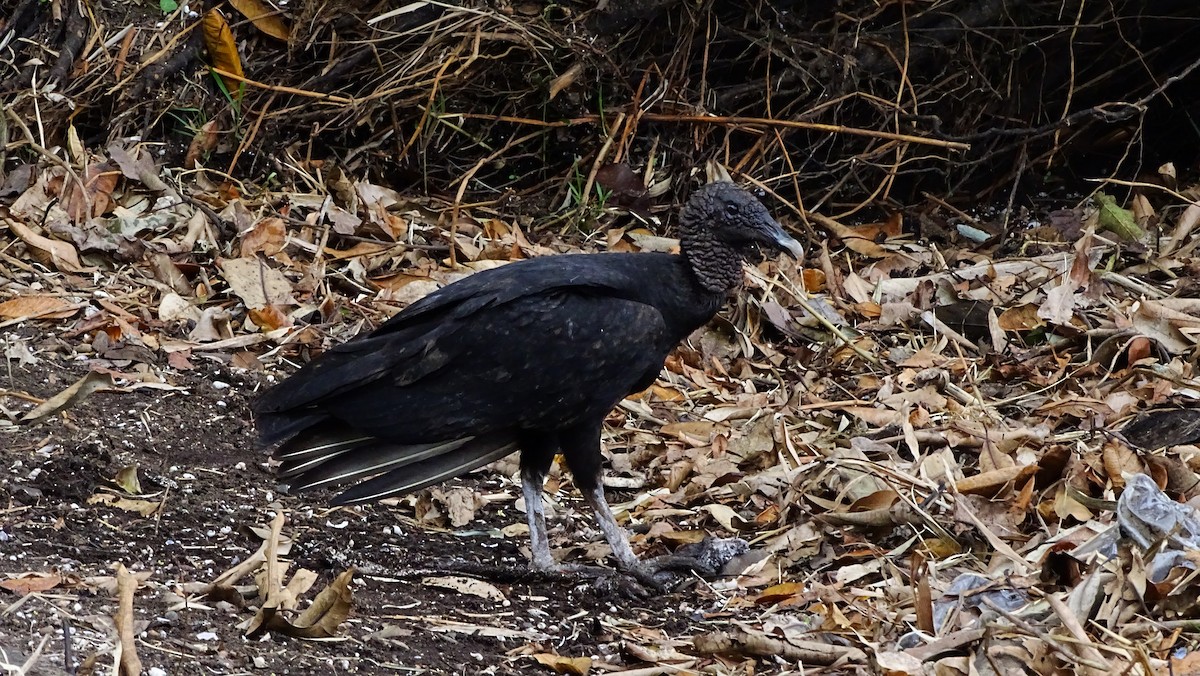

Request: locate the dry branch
(114, 564), (142, 676)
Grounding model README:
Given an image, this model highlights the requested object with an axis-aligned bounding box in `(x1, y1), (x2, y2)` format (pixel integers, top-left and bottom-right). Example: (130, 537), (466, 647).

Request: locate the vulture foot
(584, 536), (754, 597)
(636, 536), (753, 588)
(589, 536), (753, 597)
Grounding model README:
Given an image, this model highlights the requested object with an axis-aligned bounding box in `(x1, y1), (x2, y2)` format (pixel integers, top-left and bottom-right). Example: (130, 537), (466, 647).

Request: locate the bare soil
(0, 349), (743, 675)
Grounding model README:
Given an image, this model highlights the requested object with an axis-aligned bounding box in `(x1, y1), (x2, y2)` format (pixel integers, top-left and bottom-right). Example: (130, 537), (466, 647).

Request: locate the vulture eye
(725, 203), (739, 215)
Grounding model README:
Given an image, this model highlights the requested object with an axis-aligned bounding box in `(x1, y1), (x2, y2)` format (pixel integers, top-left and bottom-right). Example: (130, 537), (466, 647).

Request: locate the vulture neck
(680, 226), (743, 294)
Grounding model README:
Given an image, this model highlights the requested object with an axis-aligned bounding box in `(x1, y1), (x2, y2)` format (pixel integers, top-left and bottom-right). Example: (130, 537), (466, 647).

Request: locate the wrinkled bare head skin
(679, 182), (803, 292)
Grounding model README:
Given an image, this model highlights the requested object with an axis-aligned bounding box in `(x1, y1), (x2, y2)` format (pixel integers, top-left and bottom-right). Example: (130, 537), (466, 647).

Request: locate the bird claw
(591, 537), (753, 597)
(528, 561), (662, 598)
(628, 536), (752, 590)
(526, 537), (752, 598)
(594, 568), (658, 599)
(611, 557), (705, 594)
(624, 563), (671, 592)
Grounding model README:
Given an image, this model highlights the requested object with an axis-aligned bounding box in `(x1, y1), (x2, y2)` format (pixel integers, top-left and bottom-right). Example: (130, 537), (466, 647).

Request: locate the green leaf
(1095, 192), (1144, 241)
(161, 0), (179, 13)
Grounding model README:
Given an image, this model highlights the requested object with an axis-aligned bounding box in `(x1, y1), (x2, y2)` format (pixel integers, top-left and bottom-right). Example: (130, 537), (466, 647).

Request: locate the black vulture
(254, 181), (802, 580)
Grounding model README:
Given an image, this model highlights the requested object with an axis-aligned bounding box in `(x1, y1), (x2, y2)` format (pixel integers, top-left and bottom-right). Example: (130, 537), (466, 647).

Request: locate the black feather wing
(255, 253), (705, 441)
(292, 291), (674, 441)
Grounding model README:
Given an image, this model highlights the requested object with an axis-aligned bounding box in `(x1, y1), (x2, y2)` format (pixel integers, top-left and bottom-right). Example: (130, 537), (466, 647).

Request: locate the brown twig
(208, 67), (353, 104)
(445, 111), (969, 150)
(227, 91), (277, 176)
(114, 563), (143, 676)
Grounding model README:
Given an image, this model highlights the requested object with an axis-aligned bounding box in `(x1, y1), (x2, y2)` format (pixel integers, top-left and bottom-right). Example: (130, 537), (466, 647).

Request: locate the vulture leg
(563, 423), (747, 588)
(582, 482), (746, 587)
(560, 423), (646, 574)
(580, 482), (641, 571)
(521, 469), (555, 570)
(519, 432), (558, 571)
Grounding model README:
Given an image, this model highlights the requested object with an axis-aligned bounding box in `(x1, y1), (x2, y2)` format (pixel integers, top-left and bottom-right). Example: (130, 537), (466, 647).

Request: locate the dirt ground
(0, 343), (754, 675)
(6, 2), (1200, 672)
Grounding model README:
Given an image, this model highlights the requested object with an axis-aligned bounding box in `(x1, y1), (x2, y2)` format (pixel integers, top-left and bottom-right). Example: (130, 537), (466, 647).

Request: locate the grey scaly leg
(580, 482), (641, 572)
(521, 466), (557, 571)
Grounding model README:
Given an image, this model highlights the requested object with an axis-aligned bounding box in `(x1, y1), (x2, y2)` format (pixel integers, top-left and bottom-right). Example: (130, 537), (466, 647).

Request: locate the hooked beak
(765, 221), (805, 260)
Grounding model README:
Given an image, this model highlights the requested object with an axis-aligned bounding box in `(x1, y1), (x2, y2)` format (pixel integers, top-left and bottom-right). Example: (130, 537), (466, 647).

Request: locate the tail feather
(257, 412), (328, 447)
(332, 437), (519, 504)
(281, 437), (474, 489)
(264, 405), (521, 504)
(277, 447), (356, 478)
(276, 424), (376, 464)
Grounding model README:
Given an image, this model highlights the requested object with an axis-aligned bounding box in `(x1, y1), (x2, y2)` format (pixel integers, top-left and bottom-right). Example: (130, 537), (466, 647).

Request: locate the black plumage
(254, 181), (802, 578)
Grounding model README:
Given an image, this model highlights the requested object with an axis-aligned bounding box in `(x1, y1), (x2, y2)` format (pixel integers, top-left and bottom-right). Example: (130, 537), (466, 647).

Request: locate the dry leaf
(247, 305), (292, 331)
(209, 514), (293, 591)
(0, 295), (80, 319)
(955, 465), (1038, 496)
(825, 217), (896, 258)
(114, 465), (142, 494)
(6, 218), (83, 272)
(228, 0), (291, 40)
(189, 306), (235, 342)
(185, 119), (221, 170)
(626, 230), (679, 253)
(698, 504), (751, 532)
(4, 337), (38, 366)
(997, 303), (1043, 331)
(594, 163), (647, 208)
(218, 257), (296, 307)
(694, 628), (867, 664)
(259, 569), (356, 639)
(532, 653), (592, 675)
(875, 650), (924, 675)
(661, 420), (719, 442)
(61, 162), (119, 221)
(167, 350), (195, 370)
(243, 514), (353, 639)
(422, 575), (506, 602)
(87, 492), (161, 517)
(21, 371), (116, 424)
(240, 217), (287, 258)
(202, 9), (244, 98)
(430, 486), (480, 527)
(0, 573), (66, 595)
(754, 582), (806, 605)
(1037, 281), (1080, 327)
(108, 143), (171, 192)
(657, 529), (708, 545)
(159, 292), (203, 323)
(66, 124), (85, 165)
